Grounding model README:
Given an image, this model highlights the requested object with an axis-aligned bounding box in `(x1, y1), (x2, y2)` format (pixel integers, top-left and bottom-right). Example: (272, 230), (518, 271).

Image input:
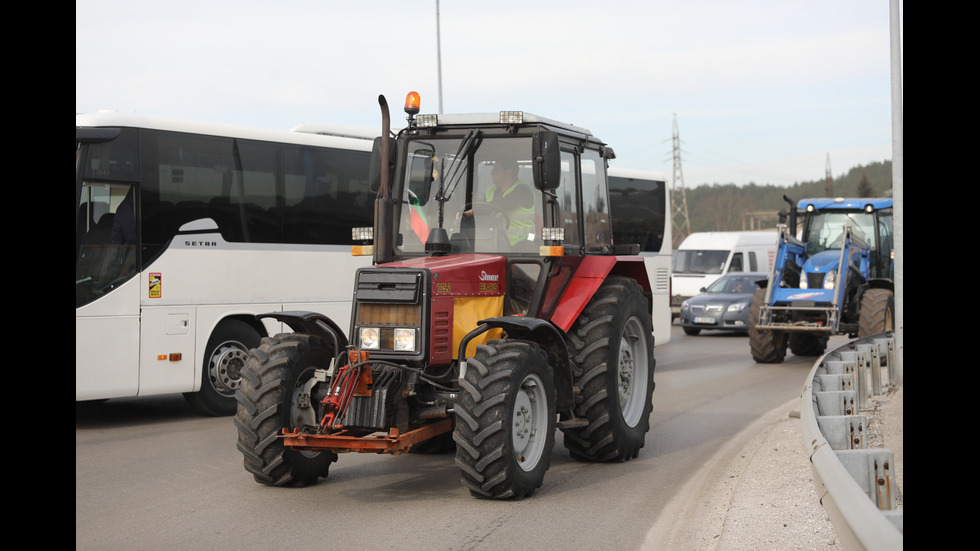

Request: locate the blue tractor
(749, 196), (894, 363)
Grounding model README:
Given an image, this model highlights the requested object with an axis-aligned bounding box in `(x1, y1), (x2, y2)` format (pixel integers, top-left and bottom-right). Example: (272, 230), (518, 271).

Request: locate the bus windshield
(396, 135), (542, 255)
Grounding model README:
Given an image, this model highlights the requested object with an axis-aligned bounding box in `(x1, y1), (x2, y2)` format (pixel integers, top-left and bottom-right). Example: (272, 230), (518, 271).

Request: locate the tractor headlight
(393, 328), (417, 352)
(823, 270), (836, 290)
(359, 327), (381, 350)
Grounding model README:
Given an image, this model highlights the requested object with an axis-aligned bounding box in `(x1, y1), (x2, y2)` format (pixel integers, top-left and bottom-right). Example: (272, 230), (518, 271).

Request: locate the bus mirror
(368, 136), (396, 193)
(532, 130), (561, 191)
(407, 148), (434, 206)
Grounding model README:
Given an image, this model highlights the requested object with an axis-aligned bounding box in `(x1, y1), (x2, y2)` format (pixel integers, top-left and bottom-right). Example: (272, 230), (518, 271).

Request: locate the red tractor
(234, 93), (657, 499)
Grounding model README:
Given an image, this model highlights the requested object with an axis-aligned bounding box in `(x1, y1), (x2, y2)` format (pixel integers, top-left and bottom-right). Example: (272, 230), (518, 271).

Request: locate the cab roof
(415, 111), (594, 137)
(798, 197), (893, 211)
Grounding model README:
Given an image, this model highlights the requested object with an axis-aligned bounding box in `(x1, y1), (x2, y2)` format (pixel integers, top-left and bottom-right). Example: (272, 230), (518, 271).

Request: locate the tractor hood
(802, 249), (840, 274)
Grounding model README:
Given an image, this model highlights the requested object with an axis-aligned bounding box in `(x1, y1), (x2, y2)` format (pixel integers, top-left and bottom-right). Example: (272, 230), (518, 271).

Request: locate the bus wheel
(185, 320), (260, 416)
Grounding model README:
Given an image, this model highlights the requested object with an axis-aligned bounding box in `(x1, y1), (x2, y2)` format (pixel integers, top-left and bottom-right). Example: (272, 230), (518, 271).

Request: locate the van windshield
(672, 249), (728, 274)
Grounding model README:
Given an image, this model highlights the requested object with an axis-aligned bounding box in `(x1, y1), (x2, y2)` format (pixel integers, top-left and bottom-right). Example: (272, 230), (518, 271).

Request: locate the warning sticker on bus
(149, 273), (161, 298)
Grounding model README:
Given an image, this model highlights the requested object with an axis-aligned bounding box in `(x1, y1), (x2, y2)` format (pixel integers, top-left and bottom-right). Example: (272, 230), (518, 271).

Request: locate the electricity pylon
(670, 113), (691, 248)
(825, 153), (834, 197)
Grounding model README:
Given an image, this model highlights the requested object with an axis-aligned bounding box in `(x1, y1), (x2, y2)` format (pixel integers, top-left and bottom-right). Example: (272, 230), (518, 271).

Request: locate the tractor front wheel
(234, 333), (337, 487)
(454, 340), (556, 499)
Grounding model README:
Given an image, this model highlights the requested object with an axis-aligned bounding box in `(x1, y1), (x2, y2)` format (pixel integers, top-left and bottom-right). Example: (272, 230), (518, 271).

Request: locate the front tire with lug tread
(453, 340), (556, 500)
(234, 333), (337, 487)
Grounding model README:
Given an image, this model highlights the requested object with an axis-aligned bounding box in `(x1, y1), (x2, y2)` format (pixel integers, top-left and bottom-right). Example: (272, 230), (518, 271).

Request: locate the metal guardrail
(800, 332), (903, 550)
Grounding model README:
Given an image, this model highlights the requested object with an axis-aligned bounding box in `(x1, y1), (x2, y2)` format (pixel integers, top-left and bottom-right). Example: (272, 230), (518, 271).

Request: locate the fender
(256, 310), (349, 356)
(550, 256), (650, 332)
(458, 316), (574, 411)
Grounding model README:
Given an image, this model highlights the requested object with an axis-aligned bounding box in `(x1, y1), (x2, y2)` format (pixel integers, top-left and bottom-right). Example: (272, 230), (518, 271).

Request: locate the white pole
(436, 0), (444, 114)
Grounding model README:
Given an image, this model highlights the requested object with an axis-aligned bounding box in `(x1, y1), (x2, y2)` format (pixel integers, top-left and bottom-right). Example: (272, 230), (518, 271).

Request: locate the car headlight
(823, 270), (836, 290)
(727, 302), (748, 312)
(393, 328), (416, 352)
(359, 327), (380, 350)
(680, 301), (690, 312)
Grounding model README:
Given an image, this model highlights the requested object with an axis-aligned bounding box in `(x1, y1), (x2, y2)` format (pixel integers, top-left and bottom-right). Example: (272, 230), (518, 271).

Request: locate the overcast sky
(76, 1), (902, 187)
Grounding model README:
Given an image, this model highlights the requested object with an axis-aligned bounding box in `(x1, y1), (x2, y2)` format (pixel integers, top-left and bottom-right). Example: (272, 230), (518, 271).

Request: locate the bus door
(76, 181), (142, 400)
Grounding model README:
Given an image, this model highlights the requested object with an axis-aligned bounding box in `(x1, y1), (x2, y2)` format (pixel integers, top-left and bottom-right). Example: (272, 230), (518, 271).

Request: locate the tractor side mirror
(406, 148), (434, 206)
(532, 130), (561, 191)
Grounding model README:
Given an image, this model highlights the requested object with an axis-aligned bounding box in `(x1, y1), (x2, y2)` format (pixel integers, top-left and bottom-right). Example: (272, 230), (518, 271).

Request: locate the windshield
(672, 249), (729, 274)
(805, 211), (874, 255)
(706, 275), (759, 294)
(396, 135), (541, 255)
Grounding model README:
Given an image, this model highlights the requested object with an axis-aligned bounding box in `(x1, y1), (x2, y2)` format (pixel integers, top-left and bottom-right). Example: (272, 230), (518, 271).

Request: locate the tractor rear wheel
(454, 340), (556, 499)
(234, 333), (337, 487)
(562, 276), (655, 462)
(748, 288), (787, 363)
(858, 288), (894, 337)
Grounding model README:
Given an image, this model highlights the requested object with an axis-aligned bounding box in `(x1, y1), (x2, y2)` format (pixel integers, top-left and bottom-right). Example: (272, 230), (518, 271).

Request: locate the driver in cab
(464, 159), (535, 247)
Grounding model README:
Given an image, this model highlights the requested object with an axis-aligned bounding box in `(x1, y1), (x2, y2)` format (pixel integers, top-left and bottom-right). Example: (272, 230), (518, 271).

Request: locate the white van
(670, 231), (777, 317)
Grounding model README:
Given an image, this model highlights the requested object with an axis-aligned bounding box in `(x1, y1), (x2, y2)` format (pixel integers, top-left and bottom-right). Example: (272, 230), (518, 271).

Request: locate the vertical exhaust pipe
(375, 95), (394, 264)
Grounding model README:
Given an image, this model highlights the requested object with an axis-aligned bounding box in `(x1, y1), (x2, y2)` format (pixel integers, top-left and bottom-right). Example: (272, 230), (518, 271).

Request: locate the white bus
(607, 168), (672, 346)
(75, 113), (376, 415)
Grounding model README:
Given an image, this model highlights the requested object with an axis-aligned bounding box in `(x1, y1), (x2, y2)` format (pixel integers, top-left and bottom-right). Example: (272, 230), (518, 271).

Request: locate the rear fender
(459, 316), (574, 411)
(549, 256), (649, 332)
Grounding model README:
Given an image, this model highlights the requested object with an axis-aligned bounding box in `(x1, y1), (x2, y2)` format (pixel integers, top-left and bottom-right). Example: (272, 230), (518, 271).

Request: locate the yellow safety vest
(486, 181), (536, 246)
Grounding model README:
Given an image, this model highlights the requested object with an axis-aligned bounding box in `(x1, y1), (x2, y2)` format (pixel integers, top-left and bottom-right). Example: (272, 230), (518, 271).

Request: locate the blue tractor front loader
(749, 196), (894, 363)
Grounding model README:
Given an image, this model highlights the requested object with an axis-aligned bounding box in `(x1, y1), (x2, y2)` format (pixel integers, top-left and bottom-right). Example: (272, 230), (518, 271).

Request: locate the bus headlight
(393, 328), (416, 352)
(359, 327), (381, 350)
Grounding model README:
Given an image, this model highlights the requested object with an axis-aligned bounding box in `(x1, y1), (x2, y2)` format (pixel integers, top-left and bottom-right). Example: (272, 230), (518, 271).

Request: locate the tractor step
(556, 418), (589, 429)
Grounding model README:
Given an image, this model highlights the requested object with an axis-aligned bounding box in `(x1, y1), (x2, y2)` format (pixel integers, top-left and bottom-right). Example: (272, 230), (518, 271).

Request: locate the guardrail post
(835, 450), (898, 510)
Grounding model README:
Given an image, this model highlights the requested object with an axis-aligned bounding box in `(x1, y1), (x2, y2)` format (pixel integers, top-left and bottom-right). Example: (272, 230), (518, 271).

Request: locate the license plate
(693, 316), (715, 325)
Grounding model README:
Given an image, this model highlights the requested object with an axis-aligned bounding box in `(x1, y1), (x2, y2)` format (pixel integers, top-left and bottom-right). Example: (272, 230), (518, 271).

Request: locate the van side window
(748, 251), (758, 271)
(730, 252), (743, 272)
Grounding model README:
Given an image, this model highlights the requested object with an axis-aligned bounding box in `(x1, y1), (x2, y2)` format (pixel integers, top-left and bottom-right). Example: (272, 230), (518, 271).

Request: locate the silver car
(678, 273), (767, 336)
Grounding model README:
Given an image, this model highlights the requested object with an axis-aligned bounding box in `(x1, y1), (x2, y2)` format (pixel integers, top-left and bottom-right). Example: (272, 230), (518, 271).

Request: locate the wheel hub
(209, 343), (247, 395)
(512, 375), (547, 471)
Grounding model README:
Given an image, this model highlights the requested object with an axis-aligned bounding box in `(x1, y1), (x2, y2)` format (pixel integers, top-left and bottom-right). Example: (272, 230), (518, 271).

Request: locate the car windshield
(396, 135), (542, 255)
(706, 275), (758, 294)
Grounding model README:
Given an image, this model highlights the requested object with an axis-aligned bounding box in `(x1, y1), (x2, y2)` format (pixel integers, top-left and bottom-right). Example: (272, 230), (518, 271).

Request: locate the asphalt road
(76, 324), (847, 550)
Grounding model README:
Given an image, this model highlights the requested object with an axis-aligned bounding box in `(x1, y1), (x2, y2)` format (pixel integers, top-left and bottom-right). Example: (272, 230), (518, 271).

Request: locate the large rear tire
(748, 288), (787, 364)
(561, 276), (655, 462)
(234, 333), (338, 487)
(185, 319), (260, 416)
(454, 340), (556, 499)
(858, 288), (894, 337)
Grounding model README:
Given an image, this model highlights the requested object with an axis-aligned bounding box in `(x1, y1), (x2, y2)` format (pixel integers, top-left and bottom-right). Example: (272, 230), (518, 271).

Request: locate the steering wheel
(470, 202), (511, 229)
